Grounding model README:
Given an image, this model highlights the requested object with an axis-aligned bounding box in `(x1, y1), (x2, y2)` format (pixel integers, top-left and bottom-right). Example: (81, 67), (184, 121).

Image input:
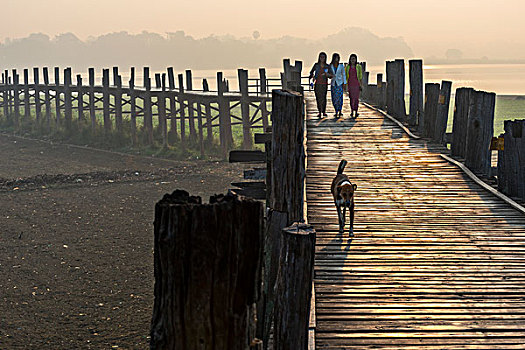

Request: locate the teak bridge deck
(304, 92), (525, 349)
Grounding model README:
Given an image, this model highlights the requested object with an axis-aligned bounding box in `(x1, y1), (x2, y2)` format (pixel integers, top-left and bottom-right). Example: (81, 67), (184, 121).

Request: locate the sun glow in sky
(3, 0), (525, 59)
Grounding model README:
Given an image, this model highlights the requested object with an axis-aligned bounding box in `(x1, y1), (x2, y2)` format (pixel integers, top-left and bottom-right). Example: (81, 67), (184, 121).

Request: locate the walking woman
(345, 53), (363, 118)
(309, 52), (333, 117)
(330, 53), (346, 117)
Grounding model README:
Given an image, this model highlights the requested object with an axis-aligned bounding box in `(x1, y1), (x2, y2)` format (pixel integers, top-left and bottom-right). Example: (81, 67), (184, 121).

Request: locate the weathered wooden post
(158, 73), (168, 147)
(23, 69), (30, 120)
(259, 68), (269, 130)
(13, 70), (20, 127)
(465, 90), (496, 175)
(186, 70), (197, 141)
(143, 67), (153, 144)
(203, 78), (213, 146)
(362, 71), (369, 102)
(386, 61), (394, 115)
(394, 59), (406, 121)
(167, 68), (178, 142)
(217, 72), (233, 157)
(43, 68), (51, 129)
(196, 93), (205, 158)
(274, 223), (315, 350)
(64, 68), (73, 130)
(33, 68), (41, 122)
(376, 73), (385, 109)
(54, 67), (60, 127)
(76, 74), (84, 122)
(113, 67), (123, 133)
(129, 67), (137, 145)
(102, 69), (111, 133)
(3, 70), (9, 123)
(150, 191), (264, 350)
(422, 83), (440, 137)
(498, 119), (525, 199)
(178, 73), (186, 148)
(409, 59), (423, 127)
(451, 88), (474, 158)
(88, 68), (96, 131)
(238, 69), (253, 149)
(258, 89), (306, 347)
(433, 80), (452, 144)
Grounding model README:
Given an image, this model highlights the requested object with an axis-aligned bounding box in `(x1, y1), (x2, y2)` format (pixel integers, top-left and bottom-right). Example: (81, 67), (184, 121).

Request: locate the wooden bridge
(305, 92), (525, 349)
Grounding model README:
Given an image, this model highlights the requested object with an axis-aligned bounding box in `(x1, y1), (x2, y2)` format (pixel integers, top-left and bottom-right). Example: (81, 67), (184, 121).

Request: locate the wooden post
(238, 69), (253, 149)
(3, 70), (9, 123)
(150, 191), (263, 349)
(129, 67), (137, 145)
(376, 73), (385, 109)
(88, 68), (96, 130)
(43, 68), (51, 129)
(361, 71), (369, 102)
(158, 73), (168, 147)
(217, 72), (232, 157)
(33, 68), (41, 122)
(451, 88), (474, 158)
(386, 61), (394, 115)
(64, 68), (72, 130)
(433, 80), (452, 144)
(167, 67), (178, 141)
(178, 73), (186, 148)
(197, 95), (205, 158)
(422, 83), (440, 137)
(76, 74), (84, 122)
(102, 69), (111, 133)
(394, 59), (406, 120)
(274, 223), (315, 350)
(186, 69), (197, 141)
(498, 119), (525, 199)
(54, 67), (60, 127)
(409, 59), (423, 127)
(113, 67), (123, 133)
(259, 89), (306, 346)
(23, 69), (30, 120)
(259, 68), (269, 130)
(13, 69), (20, 127)
(465, 90), (496, 175)
(203, 78), (213, 146)
(144, 67), (153, 144)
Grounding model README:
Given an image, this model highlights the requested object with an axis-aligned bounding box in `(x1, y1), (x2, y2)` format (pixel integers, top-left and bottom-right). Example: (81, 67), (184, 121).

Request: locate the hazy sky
(3, 0), (525, 58)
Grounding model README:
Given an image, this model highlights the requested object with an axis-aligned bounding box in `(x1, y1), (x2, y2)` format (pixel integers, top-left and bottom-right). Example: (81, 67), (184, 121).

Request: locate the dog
(331, 160), (357, 237)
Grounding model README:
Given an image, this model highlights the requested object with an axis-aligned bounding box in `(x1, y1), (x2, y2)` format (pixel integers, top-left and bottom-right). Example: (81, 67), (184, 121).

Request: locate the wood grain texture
(304, 92), (525, 349)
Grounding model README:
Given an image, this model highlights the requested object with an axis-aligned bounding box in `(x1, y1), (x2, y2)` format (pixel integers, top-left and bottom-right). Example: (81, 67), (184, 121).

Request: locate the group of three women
(309, 52), (363, 118)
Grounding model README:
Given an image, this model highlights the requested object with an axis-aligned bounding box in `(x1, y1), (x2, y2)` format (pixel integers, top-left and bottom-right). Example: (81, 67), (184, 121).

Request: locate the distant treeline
(0, 27), (413, 71)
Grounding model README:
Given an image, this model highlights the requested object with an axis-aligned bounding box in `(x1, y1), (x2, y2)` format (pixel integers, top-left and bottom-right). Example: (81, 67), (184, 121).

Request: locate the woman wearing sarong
(330, 53), (346, 118)
(309, 52), (333, 117)
(345, 53), (363, 118)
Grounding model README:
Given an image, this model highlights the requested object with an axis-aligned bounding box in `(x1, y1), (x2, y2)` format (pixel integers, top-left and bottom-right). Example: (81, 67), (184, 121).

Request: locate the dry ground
(0, 134), (250, 349)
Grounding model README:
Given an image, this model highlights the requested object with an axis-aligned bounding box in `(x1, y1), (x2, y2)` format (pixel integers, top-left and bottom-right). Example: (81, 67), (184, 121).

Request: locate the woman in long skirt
(309, 52), (333, 117)
(330, 53), (346, 118)
(345, 53), (363, 118)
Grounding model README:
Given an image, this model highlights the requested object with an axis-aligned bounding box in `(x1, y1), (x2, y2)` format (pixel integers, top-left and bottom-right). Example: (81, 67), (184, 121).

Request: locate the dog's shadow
(316, 224), (355, 282)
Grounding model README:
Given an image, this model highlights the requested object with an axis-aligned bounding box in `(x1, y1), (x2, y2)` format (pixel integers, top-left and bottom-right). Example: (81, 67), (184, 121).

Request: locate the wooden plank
(229, 150), (265, 163)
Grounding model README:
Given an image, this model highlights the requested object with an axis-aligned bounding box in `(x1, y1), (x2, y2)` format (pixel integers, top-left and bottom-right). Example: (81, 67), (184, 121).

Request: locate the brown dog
(331, 160), (357, 237)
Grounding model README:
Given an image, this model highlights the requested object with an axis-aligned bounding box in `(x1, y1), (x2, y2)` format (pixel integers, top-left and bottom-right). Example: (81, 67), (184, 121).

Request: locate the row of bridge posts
(0, 66), (272, 158)
(362, 59), (524, 202)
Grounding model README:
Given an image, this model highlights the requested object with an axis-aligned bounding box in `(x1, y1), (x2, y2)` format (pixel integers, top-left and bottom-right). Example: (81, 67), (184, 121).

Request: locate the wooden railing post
(33, 67), (41, 122)
(113, 67), (123, 133)
(238, 68), (253, 149)
(274, 223), (316, 350)
(150, 191), (264, 349)
(167, 67), (178, 142)
(422, 83), (440, 137)
(178, 73), (186, 148)
(76, 74), (84, 122)
(259, 68), (269, 130)
(186, 69), (197, 141)
(13, 69), (20, 128)
(451, 88), (474, 158)
(433, 80), (452, 144)
(409, 59), (423, 127)
(386, 61), (394, 115)
(143, 67), (153, 144)
(203, 78), (213, 146)
(54, 67), (60, 127)
(64, 67), (73, 130)
(129, 67), (137, 145)
(43, 67), (51, 130)
(394, 59), (406, 121)
(465, 90), (496, 175)
(88, 68), (96, 131)
(23, 68), (30, 120)
(498, 119), (525, 200)
(258, 89), (306, 347)
(217, 72), (232, 157)
(2, 70), (9, 123)
(102, 69), (111, 133)
(158, 73), (168, 147)
(377, 73), (385, 109)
